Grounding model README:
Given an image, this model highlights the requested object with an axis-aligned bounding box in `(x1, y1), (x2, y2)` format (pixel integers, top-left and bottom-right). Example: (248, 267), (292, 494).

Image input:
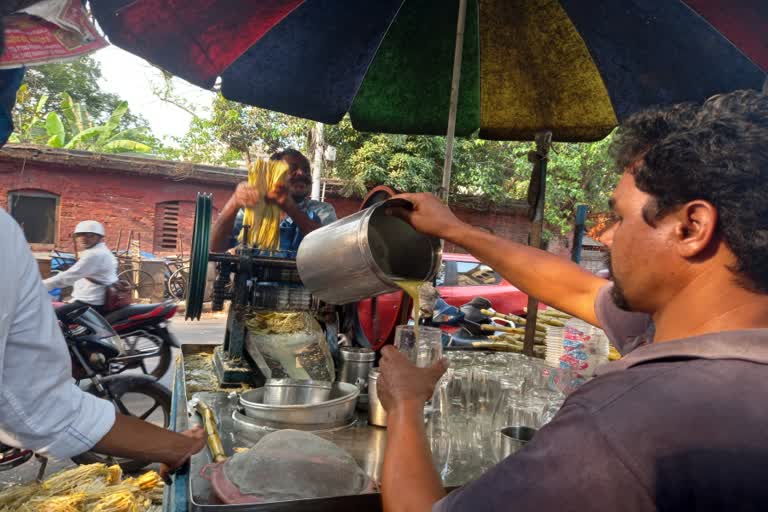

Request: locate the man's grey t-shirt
(434, 285), (768, 512)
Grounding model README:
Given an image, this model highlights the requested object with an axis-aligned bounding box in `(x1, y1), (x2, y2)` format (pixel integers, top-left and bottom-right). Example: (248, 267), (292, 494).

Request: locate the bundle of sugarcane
(481, 338), (546, 357)
(238, 158), (290, 251)
(524, 307), (623, 360)
(0, 464), (163, 512)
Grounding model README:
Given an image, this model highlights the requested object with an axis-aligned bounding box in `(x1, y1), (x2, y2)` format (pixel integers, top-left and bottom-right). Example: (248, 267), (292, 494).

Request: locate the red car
(357, 253), (529, 350)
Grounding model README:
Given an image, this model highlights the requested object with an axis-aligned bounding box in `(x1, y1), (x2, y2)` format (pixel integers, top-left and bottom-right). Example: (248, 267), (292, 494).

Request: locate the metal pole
(311, 122), (324, 200)
(571, 204), (588, 263)
(439, 0), (468, 202)
(523, 132), (552, 356)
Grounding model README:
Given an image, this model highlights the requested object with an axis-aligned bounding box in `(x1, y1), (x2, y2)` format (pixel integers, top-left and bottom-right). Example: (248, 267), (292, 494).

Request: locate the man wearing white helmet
(43, 220), (118, 313)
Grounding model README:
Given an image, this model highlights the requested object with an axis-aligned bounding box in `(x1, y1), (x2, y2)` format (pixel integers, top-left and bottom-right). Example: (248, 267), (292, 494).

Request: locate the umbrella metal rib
(440, 0), (468, 202)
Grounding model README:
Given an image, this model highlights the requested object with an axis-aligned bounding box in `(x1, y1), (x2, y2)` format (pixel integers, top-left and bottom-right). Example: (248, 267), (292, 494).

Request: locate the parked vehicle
(0, 443), (34, 474)
(358, 253), (529, 349)
(103, 300), (181, 379)
(0, 304), (172, 475)
(431, 296), (498, 349)
(54, 300), (180, 379)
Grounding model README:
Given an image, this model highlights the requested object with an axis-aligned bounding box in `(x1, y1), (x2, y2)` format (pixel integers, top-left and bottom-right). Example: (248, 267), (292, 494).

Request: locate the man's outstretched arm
(389, 193), (608, 326)
(379, 347), (448, 512)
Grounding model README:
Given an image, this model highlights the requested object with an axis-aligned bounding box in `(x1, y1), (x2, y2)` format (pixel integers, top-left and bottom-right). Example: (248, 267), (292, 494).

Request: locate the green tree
(8, 84), (49, 144)
(160, 93), (311, 166)
(159, 116), (243, 167)
(209, 94), (311, 158)
(325, 116), (618, 235)
(540, 136), (618, 235)
(43, 94), (152, 153)
(12, 56), (148, 144)
(160, 85), (618, 234)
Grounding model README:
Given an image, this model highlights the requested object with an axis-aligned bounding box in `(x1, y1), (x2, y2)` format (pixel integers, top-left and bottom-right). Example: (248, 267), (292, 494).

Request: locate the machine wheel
(71, 376), (171, 472)
(167, 267), (189, 301)
(186, 193), (212, 320)
(117, 269), (156, 299)
(117, 330), (173, 379)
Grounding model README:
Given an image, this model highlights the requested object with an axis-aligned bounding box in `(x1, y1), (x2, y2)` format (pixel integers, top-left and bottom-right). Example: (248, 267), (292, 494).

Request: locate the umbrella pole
(439, 0), (468, 201)
(523, 131), (552, 356)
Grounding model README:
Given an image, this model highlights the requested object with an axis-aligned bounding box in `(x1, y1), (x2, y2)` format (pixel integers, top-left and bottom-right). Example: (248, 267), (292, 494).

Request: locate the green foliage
(325, 116), (618, 234)
(543, 136), (618, 235)
(12, 56), (147, 140)
(161, 94), (311, 166)
(209, 94), (311, 157)
(159, 116), (243, 167)
(39, 96), (152, 153)
(151, 81), (619, 233)
(45, 111), (66, 147)
(8, 84), (49, 143)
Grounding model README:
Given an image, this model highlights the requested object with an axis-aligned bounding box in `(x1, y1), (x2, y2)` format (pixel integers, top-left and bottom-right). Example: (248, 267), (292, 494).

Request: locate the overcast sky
(92, 45), (214, 141)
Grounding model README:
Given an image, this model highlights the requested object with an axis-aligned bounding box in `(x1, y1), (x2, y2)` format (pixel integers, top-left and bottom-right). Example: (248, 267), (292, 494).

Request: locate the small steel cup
(498, 426), (537, 459)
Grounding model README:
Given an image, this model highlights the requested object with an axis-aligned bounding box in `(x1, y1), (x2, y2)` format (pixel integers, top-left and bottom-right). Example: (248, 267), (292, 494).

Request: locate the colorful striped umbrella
(92, 0), (766, 143)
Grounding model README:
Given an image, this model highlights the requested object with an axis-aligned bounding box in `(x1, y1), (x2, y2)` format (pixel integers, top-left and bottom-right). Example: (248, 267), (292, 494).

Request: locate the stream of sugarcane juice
(394, 279), (423, 348)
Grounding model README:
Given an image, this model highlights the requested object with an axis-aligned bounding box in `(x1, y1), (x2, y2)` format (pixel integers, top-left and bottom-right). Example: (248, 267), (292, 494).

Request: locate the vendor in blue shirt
(210, 149), (337, 256)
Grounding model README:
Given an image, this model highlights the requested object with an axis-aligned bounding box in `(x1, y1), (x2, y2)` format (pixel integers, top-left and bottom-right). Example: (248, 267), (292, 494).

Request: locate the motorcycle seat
(105, 303), (168, 324)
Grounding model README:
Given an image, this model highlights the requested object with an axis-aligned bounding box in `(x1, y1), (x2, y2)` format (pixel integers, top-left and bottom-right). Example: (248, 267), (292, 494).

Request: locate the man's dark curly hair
(610, 89), (768, 293)
(269, 148), (310, 173)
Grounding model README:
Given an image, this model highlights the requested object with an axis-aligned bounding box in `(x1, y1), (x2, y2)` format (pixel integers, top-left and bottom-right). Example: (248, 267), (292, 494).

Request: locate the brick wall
(0, 158), (232, 255)
(445, 206), (532, 253)
(325, 195), (359, 219)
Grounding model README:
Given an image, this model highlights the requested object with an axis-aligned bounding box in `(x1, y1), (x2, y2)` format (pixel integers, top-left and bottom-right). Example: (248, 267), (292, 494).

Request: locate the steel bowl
(240, 381), (360, 429)
(262, 379), (332, 405)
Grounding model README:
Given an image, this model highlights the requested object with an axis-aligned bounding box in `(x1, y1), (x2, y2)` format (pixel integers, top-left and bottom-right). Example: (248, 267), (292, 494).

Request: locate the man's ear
(674, 200), (718, 258)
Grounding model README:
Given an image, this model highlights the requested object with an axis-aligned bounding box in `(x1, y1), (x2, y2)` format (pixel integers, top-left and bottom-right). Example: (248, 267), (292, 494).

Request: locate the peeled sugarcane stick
(480, 309), (547, 333)
(480, 324), (525, 334)
(472, 341), (521, 352)
(526, 306), (572, 320)
(493, 331), (544, 341)
(536, 316), (566, 327)
(192, 398), (227, 463)
(480, 324), (549, 338)
(495, 332), (544, 342)
(491, 334), (545, 346)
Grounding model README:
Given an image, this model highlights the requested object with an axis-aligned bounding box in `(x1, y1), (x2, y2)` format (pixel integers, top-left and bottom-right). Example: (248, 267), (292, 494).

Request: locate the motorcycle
(0, 303), (173, 474)
(53, 300), (180, 379)
(103, 300), (180, 379)
(431, 297), (511, 349)
(0, 444), (35, 474)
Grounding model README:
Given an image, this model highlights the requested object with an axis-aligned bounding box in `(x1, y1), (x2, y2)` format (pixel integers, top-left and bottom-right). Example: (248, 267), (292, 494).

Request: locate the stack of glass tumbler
(426, 351), (580, 485)
(393, 325), (584, 485)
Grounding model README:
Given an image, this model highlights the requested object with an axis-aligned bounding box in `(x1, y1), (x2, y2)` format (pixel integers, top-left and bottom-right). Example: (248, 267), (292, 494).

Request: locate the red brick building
(0, 144), (543, 258)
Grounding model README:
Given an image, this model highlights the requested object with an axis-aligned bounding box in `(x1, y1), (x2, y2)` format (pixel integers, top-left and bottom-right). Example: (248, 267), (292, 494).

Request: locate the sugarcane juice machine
(184, 192), (442, 387)
(184, 193), (329, 387)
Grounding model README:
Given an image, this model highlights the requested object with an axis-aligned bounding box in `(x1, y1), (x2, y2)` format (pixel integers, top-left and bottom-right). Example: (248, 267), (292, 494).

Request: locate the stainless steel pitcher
(297, 199), (442, 305)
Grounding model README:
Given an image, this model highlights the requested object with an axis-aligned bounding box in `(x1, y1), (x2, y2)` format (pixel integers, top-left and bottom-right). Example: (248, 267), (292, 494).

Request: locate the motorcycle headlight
(103, 334), (125, 353)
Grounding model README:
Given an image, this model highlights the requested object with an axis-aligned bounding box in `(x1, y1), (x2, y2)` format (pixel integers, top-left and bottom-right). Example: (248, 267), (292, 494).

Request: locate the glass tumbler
(395, 325), (443, 368)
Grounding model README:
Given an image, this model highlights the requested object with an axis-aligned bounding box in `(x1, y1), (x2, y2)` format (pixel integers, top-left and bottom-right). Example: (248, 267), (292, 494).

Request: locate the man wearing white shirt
(1, 208), (205, 467)
(43, 220), (118, 313)
(0, 30), (204, 469)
